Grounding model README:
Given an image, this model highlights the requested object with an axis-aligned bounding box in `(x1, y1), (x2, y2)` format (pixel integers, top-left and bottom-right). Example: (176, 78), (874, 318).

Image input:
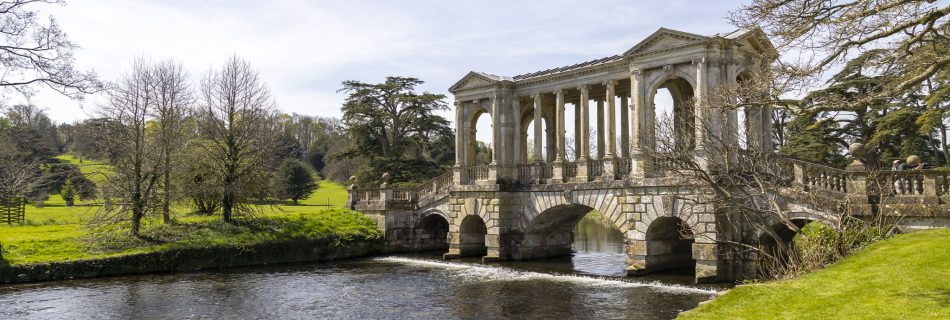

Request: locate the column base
(481, 255), (502, 263)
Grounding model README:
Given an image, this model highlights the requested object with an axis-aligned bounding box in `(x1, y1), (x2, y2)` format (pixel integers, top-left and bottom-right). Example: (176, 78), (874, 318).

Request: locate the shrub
(60, 180), (77, 206)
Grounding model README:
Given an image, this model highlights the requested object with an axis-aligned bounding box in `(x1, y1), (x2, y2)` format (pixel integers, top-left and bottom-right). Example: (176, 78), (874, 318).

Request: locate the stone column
(551, 89), (566, 182)
(555, 89), (566, 162)
(605, 80), (617, 159)
(602, 80), (617, 179)
(511, 98), (522, 164)
(620, 93), (630, 159)
(579, 87), (590, 161)
(629, 68), (648, 177)
(693, 57), (707, 153)
(577, 85), (590, 181)
(454, 100), (464, 167)
(533, 93), (543, 163)
(596, 99), (605, 159)
(574, 101), (581, 160)
(490, 95), (500, 165)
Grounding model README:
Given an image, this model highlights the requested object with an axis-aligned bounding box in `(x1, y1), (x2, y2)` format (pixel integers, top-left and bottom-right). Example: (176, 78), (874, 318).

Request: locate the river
(0, 216), (719, 319)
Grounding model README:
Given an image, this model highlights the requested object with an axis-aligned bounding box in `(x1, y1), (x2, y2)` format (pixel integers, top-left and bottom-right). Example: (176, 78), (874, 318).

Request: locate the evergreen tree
(272, 158), (317, 205)
(60, 179), (76, 207)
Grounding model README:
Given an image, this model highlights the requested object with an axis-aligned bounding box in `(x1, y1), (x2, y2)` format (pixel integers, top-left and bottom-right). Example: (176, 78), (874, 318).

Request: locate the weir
(349, 27), (950, 283)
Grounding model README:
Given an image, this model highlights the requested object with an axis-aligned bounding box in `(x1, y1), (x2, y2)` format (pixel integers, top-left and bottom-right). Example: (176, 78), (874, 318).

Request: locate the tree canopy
(339, 77), (452, 160)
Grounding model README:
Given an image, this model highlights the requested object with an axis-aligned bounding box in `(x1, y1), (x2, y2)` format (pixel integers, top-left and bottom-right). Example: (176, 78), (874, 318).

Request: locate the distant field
(0, 155), (366, 266)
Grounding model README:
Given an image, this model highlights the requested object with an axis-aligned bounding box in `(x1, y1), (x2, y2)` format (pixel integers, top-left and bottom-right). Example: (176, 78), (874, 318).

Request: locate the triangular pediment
(727, 28), (778, 57)
(449, 71), (500, 92)
(623, 28), (708, 56)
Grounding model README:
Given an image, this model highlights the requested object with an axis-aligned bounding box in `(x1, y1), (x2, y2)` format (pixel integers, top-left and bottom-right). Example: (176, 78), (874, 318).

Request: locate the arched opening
(652, 77), (695, 152)
(645, 217), (695, 274)
(415, 213), (449, 252)
(520, 204), (592, 259)
(517, 204), (627, 276)
(469, 110), (493, 165)
(736, 72), (753, 150)
(458, 215), (488, 257)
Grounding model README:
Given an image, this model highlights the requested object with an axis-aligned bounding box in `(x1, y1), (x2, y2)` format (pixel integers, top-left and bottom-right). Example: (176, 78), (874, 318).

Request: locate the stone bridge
(349, 28), (950, 283)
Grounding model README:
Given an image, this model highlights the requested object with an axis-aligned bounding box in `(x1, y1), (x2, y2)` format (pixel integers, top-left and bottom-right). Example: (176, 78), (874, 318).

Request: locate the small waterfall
(374, 257), (718, 295)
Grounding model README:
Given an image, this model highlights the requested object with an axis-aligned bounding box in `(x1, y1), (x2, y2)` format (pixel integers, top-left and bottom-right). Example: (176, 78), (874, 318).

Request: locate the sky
(20, 0), (744, 144)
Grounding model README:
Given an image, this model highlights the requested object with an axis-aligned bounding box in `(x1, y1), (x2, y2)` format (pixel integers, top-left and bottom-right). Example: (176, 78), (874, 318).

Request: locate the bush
(60, 180), (76, 206)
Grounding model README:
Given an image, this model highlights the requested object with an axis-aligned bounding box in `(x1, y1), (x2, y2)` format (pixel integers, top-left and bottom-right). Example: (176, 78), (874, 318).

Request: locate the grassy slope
(680, 228), (950, 320)
(0, 155), (368, 266)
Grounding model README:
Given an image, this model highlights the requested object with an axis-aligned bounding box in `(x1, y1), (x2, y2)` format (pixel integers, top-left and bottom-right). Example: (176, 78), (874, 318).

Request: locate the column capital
(531, 92), (541, 100)
(691, 56), (707, 65)
(577, 84), (589, 93)
(453, 100), (462, 107)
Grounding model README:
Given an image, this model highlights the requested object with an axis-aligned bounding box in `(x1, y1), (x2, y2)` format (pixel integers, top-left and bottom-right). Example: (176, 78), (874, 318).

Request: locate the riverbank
(0, 206), (385, 283)
(0, 237), (384, 283)
(679, 227), (950, 319)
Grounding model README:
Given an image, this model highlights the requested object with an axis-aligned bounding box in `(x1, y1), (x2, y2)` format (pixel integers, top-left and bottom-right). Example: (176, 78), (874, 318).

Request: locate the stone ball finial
(907, 155), (922, 165)
(348, 175), (357, 190)
(381, 172), (390, 182)
(848, 143), (866, 159)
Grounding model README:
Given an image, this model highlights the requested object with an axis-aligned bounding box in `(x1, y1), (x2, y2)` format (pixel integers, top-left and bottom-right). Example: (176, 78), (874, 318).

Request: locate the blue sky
(26, 0), (742, 123)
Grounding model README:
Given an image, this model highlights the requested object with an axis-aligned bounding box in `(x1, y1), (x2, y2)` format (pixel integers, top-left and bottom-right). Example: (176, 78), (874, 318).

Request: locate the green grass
(56, 154), (113, 186)
(0, 174), (376, 266)
(680, 228), (950, 320)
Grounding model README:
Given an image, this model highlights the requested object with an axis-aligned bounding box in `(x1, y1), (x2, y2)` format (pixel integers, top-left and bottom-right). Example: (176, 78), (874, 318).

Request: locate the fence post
(845, 143), (871, 208)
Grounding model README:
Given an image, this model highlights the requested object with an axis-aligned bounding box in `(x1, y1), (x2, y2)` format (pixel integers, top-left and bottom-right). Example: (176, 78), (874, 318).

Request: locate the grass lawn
(0, 160), (372, 266)
(680, 228), (950, 320)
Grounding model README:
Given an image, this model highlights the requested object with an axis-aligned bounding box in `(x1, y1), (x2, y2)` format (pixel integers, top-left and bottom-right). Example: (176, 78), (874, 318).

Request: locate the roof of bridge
(449, 27), (776, 93)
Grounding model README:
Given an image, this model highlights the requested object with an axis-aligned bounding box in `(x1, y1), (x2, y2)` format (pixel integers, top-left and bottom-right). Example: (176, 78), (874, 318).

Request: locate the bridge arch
(644, 216), (696, 274)
(458, 215), (488, 257)
(413, 210), (450, 252)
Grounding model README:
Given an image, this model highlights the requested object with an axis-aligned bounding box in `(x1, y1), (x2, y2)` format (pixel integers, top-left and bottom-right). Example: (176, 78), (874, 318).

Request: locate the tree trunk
(941, 122), (950, 166)
(162, 149), (171, 223)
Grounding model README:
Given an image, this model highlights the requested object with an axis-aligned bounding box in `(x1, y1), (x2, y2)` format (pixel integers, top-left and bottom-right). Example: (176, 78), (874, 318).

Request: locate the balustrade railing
(465, 165), (490, 182)
(616, 158), (631, 176)
(518, 164), (534, 181)
(798, 161), (848, 194)
(418, 171), (453, 198)
(391, 189), (415, 202)
(563, 162), (577, 179)
(350, 157), (950, 211)
(588, 159), (605, 177)
(517, 163), (553, 182)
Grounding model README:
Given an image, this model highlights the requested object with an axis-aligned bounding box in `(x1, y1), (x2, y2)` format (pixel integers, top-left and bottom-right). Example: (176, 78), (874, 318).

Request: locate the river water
(0, 217), (719, 319)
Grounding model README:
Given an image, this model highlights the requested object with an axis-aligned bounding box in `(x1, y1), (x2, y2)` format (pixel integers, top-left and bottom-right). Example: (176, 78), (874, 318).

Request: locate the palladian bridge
(348, 28), (950, 283)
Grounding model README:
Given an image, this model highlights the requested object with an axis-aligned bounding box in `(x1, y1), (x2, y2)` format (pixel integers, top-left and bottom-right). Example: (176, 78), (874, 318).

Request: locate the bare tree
(730, 0), (949, 98)
(197, 55), (278, 222)
(93, 59), (162, 236)
(647, 71), (909, 280)
(0, 0), (102, 99)
(150, 60), (191, 223)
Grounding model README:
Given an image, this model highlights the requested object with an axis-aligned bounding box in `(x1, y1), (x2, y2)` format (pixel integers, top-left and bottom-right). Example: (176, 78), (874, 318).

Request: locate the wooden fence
(1, 197), (26, 224)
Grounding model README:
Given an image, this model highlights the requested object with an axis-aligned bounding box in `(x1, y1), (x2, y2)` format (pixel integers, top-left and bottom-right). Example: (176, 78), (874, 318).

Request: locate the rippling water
(0, 217), (718, 319)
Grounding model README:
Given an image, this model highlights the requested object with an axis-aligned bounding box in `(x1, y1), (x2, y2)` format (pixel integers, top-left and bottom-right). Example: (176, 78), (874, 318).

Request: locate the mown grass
(680, 228), (950, 320)
(0, 168), (373, 266)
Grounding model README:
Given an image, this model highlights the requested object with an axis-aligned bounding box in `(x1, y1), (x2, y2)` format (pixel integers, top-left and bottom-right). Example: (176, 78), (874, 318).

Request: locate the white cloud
(16, 0), (741, 126)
